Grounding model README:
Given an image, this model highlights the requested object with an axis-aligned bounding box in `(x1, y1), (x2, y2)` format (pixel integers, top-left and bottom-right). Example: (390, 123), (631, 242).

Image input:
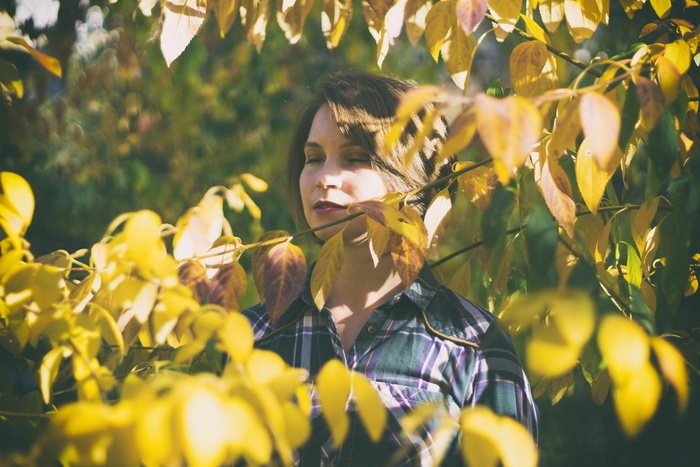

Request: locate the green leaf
(645, 108), (679, 201)
(658, 176), (690, 313)
(481, 184), (514, 249)
(524, 205), (559, 290)
(618, 80), (640, 149)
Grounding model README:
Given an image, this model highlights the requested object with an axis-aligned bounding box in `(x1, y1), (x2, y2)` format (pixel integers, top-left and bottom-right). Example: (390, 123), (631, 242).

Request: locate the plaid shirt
(243, 263), (538, 466)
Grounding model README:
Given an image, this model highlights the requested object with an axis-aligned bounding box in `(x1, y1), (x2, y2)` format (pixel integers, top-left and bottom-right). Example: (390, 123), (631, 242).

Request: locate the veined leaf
(423, 187), (453, 257)
(563, 0), (599, 42)
(633, 76), (664, 133)
(367, 217), (391, 266)
(539, 0), (565, 32)
(317, 359), (352, 447)
(351, 372), (386, 442)
(210, 0), (239, 37)
(547, 97), (581, 159)
(390, 207), (427, 289)
(240, 0), (271, 52)
(366, 0), (396, 24)
(208, 261), (248, 311)
(455, 0), (487, 35)
(405, 0), (432, 45)
(40, 346), (66, 404)
(442, 107), (478, 159)
(160, 0), (207, 67)
(310, 231), (344, 311)
(263, 240), (306, 322)
(455, 161), (495, 211)
(579, 92), (621, 171)
(536, 153), (576, 238)
(441, 7), (475, 89)
(322, 0), (353, 49)
(178, 260), (210, 303)
(576, 138), (615, 214)
(354, 200), (423, 247)
(252, 230), (290, 302)
(510, 41), (559, 98)
(488, 0), (522, 35)
(476, 94), (542, 185)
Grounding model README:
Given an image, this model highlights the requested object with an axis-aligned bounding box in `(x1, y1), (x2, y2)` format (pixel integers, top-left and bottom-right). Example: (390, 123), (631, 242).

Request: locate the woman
(243, 70), (538, 465)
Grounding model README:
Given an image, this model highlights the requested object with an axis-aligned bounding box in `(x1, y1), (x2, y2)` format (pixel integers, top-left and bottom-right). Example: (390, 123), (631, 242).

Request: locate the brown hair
(287, 70), (453, 232)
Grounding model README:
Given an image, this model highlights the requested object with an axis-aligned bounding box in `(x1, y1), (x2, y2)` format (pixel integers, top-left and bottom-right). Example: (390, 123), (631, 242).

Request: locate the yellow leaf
(316, 359), (352, 447)
(597, 314), (649, 384)
(395, 86), (442, 121)
(612, 363), (661, 437)
(239, 0), (271, 52)
(547, 97), (581, 159)
(40, 346), (66, 404)
(218, 312), (254, 365)
(631, 196), (660, 254)
(564, 0), (599, 42)
(425, 0), (453, 61)
(488, 0), (522, 35)
(390, 206), (427, 289)
(575, 138), (615, 214)
(160, 0), (208, 67)
(137, 399), (178, 466)
(455, 0), (488, 35)
(579, 92), (621, 171)
(535, 153), (576, 238)
(281, 401), (312, 448)
(5, 37), (62, 77)
(650, 0), (671, 18)
(448, 259), (472, 298)
(239, 172), (268, 192)
(246, 349), (287, 385)
(476, 94), (542, 185)
(441, 9), (475, 88)
(0, 172), (34, 238)
(322, 0), (353, 49)
(210, 0), (239, 37)
(367, 217), (391, 266)
(460, 406), (538, 467)
(656, 55), (682, 104)
(423, 187), (452, 257)
(632, 76), (665, 132)
(354, 200), (423, 247)
(539, 0), (565, 32)
(650, 337), (689, 413)
(405, 0), (432, 45)
(277, 0), (314, 44)
(442, 107), (478, 159)
(310, 231), (344, 311)
(519, 13), (550, 43)
(510, 40), (556, 98)
(351, 372), (386, 442)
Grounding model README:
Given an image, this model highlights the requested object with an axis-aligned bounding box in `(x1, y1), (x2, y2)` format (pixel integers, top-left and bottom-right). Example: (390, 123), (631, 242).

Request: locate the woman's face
(299, 105), (388, 243)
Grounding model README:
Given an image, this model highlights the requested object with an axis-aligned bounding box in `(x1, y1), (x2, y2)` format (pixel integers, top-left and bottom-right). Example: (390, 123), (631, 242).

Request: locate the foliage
(1, 0), (700, 465)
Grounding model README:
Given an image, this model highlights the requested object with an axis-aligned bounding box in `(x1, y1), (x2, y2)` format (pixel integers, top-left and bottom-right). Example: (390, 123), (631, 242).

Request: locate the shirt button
(366, 325), (378, 334)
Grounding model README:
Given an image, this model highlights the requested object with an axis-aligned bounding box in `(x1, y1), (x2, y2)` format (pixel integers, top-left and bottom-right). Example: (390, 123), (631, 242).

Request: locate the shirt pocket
(371, 380), (458, 419)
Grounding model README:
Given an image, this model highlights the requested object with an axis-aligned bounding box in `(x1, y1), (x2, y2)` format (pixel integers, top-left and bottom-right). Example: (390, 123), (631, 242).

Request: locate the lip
(313, 200), (346, 213)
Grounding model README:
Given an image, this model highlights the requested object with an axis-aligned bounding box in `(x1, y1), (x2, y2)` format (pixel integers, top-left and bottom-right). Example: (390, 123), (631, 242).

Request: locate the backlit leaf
(460, 406), (538, 467)
(310, 231), (344, 311)
(40, 346), (66, 404)
(650, 337), (688, 413)
(633, 76), (665, 132)
(575, 138), (614, 214)
(0, 171), (35, 238)
(442, 107), (478, 159)
(351, 372), (386, 442)
(263, 240), (306, 323)
(579, 92), (621, 171)
(597, 314), (649, 383)
(536, 153), (576, 238)
(160, 0), (207, 67)
(354, 200), (422, 247)
(655, 55), (682, 104)
(366, 0), (396, 24)
(455, 0), (487, 35)
(631, 196), (660, 255)
(441, 8), (475, 89)
(178, 260), (210, 303)
(476, 94), (542, 185)
(202, 236), (243, 270)
(367, 217), (391, 266)
(322, 0), (353, 49)
(218, 312), (254, 365)
(252, 230), (290, 302)
(650, 0), (671, 18)
(390, 206), (427, 288)
(277, 0), (315, 44)
(612, 362), (661, 437)
(423, 187), (452, 257)
(210, 0), (239, 36)
(448, 259), (472, 298)
(539, 0), (565, 32)
(564, 0), (598, 42)
(316, 359), (352, 447)
(240, 0), (271, 52)
(425, 0), (452, 61)
(208, 261), (248, 311)
(5, 37), (61, 77)
(405, 0), (432, 45)
(488, 0), (522, 35)
(519, 13), (550, 43)
(455, 161), (496, 210)
(510, 41), (556, 98)
(395, 86), (441, 121)
(547, 97), (581, 159)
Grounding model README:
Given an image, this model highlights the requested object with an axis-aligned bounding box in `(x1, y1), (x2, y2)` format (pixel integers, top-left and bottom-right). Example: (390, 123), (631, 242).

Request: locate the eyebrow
(303, 142), (364, 150)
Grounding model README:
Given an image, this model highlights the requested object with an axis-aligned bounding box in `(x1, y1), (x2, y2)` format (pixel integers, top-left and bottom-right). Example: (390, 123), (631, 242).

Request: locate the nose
(316, 161), (343, 189)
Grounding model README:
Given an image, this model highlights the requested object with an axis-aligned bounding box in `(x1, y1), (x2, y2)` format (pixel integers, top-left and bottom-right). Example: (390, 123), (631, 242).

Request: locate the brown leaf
(322, 0), (353, 49)
(210, 0), (239, 37)
(263, 240), (307, 322)
(277, 0), (315, 44)
(353, 200), (423, 248)
(405, 0), (432, 45)
(252, 230), (290, 302)
(537, 153), (576, 238)
(633, 76), (665, 132)
(178, 260), (210, 303)
(390, 206), (427, 289)
(455, 0), (487, 35)
(366, 0), (396, 25)
(310, 232), (344, 311)
(208, 261), (248, 311)
(240, 0), (271, 52)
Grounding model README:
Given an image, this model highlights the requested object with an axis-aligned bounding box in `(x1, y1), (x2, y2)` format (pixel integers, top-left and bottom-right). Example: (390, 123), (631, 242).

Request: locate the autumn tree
(1, 0), (699, 465)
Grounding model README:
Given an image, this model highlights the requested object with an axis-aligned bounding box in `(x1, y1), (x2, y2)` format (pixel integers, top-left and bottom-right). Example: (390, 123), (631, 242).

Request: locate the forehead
(306, 105), (347, 144)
